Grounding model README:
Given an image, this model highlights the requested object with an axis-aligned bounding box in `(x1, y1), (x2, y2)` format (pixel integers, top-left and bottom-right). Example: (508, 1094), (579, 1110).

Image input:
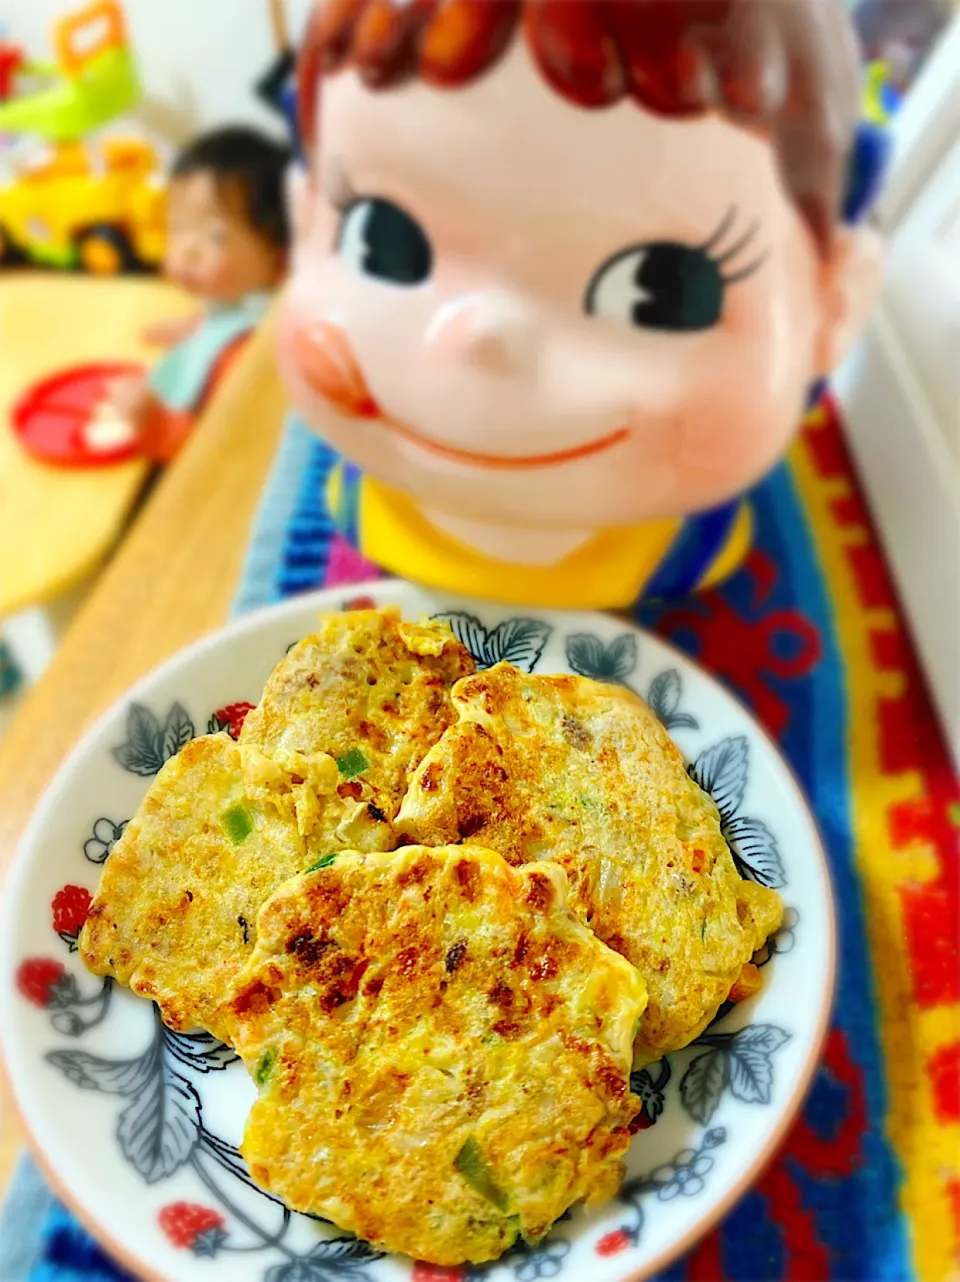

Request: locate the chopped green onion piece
(700, 921), (707, 942)
(254, 1048), (276, 1087)
(305, 854), (338, 874)
(222, 802), (254, 845)
(455, 1137), (509, 1211)
(336, 747), (369, 779)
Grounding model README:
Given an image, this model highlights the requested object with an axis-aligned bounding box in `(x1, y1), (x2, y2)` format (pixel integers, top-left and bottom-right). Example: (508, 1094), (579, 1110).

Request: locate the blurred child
(108, 125), (291, 463)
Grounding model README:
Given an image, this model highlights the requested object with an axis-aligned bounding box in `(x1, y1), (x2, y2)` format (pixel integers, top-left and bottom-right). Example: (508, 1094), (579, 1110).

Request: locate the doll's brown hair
(298, 0), (863, 254)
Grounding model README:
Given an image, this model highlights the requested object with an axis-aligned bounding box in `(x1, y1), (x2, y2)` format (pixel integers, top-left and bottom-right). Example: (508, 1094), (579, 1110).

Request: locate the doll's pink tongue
(292, 321), (380, 418)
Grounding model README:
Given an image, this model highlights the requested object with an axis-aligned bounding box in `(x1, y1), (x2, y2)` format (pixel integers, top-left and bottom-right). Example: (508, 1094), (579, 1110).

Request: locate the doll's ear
(815, 224), (885, 376)
(286, 163), (312, 242)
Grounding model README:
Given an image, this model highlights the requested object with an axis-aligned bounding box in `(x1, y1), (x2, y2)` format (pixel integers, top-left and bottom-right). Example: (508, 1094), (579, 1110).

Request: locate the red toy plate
(11, 362), (145, 468)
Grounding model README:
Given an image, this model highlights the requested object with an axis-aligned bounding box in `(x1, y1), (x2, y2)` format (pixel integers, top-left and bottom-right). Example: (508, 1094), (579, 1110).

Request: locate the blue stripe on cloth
(274, 432), (340, 600)
(644, 500), (740, 600)
(27, 1203), (136, 1282)
(230, 415), (323, 617)
(232, 416), (340, 614)
(335, 462), (363, 550)
(0, 1156), (54, 1281)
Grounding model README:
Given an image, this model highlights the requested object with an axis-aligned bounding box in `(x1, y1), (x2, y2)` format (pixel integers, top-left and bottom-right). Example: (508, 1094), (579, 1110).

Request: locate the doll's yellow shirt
(327, 464), (752, 609)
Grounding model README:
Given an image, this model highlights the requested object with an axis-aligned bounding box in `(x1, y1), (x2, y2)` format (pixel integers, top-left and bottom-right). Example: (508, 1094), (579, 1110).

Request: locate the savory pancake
(239, 608), (475, 853)
(222, 845), (646, 1266)
(81, 610), (475, 1036)
(80, 733), (305, 1038)
(395, 664), (783, 1062)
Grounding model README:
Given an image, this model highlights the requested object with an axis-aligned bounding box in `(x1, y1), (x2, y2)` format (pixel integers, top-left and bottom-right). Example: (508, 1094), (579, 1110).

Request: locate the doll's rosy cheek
(290, 321), (379, 418)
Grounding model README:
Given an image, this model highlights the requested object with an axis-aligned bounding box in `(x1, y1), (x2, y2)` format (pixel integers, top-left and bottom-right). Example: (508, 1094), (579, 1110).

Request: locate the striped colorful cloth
(4, 397), (958, 1281)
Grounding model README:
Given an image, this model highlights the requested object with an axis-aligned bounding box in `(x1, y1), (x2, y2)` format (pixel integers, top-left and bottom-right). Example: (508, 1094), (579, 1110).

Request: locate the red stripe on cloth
(900, 877), (960, 1008)
(806, 418), (849, 478)
(928, 1043), (960, 1125)
(847, 543), (890, 610)
(786, 1029), (867, 1178)
(869, 628), (905, 671)
(830, 493), (869, 527)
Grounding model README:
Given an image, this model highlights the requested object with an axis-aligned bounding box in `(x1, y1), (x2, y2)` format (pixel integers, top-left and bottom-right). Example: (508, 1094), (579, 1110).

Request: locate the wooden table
(0, 314), (287, 1197)
(0, 273), (198, 617)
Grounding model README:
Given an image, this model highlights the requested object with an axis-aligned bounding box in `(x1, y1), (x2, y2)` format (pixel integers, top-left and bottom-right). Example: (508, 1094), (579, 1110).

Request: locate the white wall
(3, 0), (313, 149)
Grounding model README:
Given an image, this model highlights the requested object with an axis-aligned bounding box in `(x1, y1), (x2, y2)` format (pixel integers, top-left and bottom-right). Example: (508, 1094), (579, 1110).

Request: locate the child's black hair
(172, 126), (292, 250)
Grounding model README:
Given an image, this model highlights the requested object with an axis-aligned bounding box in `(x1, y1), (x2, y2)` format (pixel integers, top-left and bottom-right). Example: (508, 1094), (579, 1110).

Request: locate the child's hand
(85, 378), (193, 464)
(110, 376), (195, 463)
(141, 313), (203, 348)
(109, 373), (152, 426)
(81, 376), (149, 457)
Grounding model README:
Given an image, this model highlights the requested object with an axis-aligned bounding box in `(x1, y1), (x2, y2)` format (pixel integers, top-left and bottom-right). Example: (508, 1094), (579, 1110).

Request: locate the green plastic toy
(0, 1), (139, 143)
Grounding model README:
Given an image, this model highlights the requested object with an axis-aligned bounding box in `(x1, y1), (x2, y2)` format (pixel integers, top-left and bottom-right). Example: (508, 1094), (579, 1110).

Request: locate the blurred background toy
(862, 59), (903, 124)
(254, 0), (299, 150)
(851, 0), (952, 121)
(0, 0), (165, 273)
(0, 28), (25, 101)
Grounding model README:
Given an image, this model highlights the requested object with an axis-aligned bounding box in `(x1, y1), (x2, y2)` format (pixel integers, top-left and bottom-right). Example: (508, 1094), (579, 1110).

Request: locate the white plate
(0, 583), (835, 1282)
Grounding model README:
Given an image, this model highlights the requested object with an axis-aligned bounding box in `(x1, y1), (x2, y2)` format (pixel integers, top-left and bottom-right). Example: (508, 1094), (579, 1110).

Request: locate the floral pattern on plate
(1, 584), (832, 1282)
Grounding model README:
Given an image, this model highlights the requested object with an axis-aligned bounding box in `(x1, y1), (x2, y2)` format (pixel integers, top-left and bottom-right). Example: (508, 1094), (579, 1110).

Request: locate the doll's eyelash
(700, 206), (768, 284)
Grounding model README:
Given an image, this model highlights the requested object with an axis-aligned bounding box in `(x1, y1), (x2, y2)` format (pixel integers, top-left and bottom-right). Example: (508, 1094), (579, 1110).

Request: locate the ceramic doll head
(281, 0), (884, 541)
(166, 126), (291, 304)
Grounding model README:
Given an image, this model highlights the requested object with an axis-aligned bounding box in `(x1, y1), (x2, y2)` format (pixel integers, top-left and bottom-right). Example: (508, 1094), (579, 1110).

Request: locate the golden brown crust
(80, 734), (305, 1038)
(396, 664), (783, 1061)
(81, 610), (475, 1036)
(221, 846), (646, 1265)
(240, 609), (475, 853)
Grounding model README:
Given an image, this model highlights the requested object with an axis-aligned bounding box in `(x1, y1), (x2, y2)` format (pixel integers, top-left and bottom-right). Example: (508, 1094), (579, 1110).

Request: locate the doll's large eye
(337, 198), (432, 286)
(586, 243), (726, 332)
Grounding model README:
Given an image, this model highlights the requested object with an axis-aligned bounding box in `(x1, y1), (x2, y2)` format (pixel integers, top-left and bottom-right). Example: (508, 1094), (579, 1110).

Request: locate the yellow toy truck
(0, 136), (165, 272)
(0, 0), (166, 272)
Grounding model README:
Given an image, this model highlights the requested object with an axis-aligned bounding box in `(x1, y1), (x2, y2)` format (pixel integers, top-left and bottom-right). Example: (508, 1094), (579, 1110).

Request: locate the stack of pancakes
(81, 608), (782, 1267)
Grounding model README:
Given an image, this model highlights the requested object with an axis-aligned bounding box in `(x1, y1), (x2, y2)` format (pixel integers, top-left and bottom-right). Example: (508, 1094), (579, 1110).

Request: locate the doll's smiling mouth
(293, 320), (629, 469)
(379, 417), (630, 470)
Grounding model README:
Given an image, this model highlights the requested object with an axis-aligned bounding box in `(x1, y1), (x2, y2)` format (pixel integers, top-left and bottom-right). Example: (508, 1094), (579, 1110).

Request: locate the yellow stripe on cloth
(791, 418), (960, 1282)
